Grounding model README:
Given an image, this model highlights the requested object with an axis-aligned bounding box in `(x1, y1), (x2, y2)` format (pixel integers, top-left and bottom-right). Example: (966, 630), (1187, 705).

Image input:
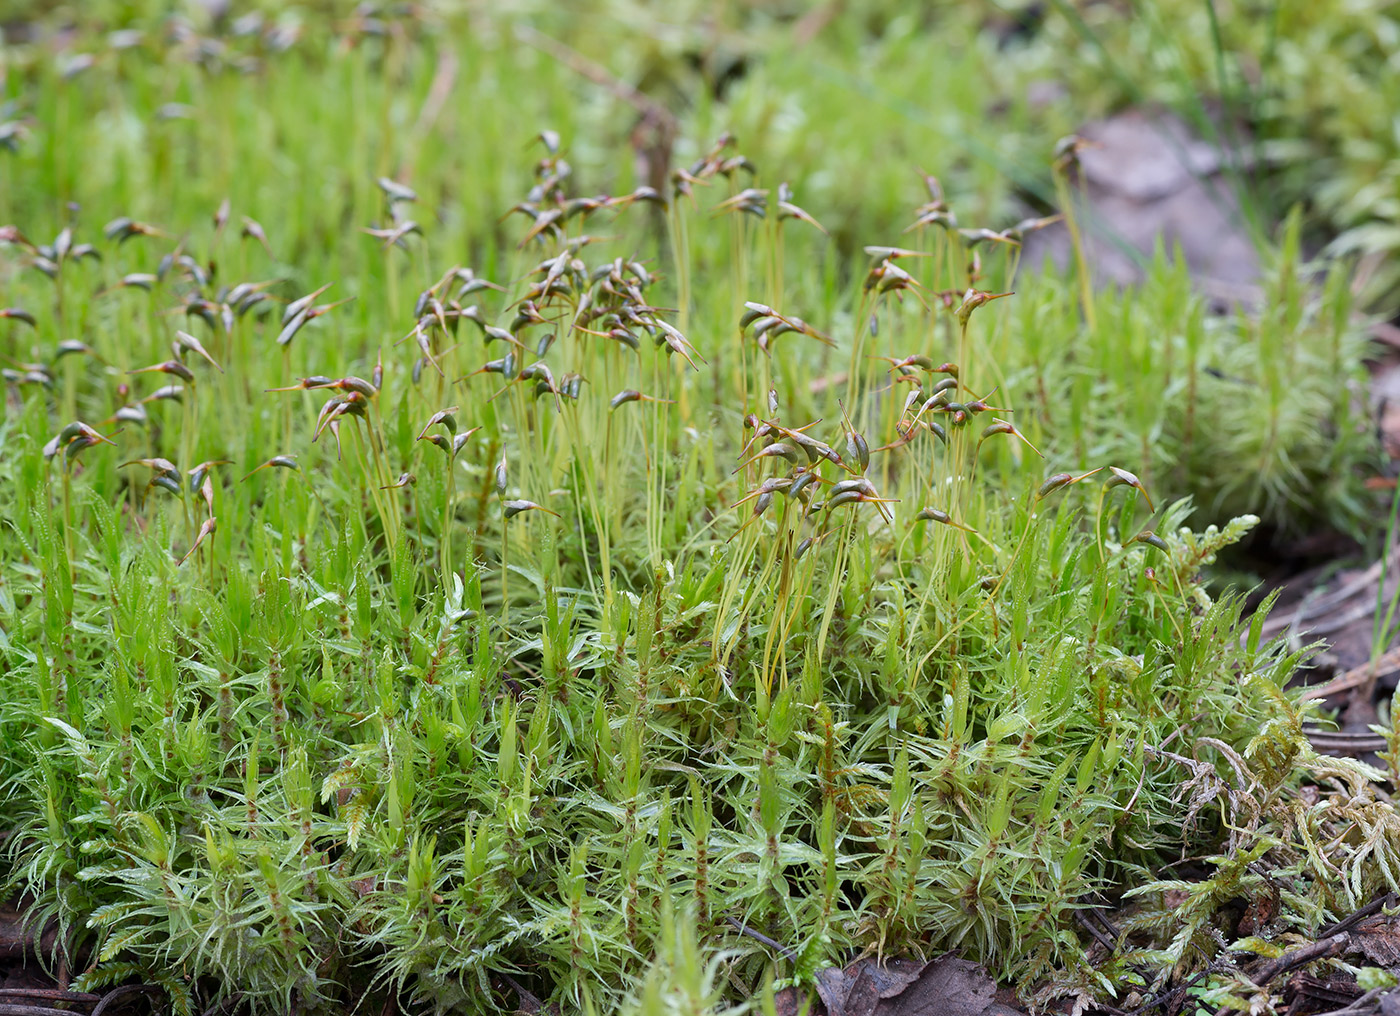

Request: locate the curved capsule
(120, 457), (180, 482)
(788, 470), (821, 501)
(451, 430), (479, 457)
(276, 308), (310, 347)
(901, 354), (937, 371)
(177, 517), (217, 567)
(175, 330), (223, 372)
(914, 507), (978, 534)
(842, 424), (869, 474)
(130, 360), (196, 383)
(1133, 531), (1169, 552)
(418, 407), (459, 439)
(979, 419), (1042, 457)
(830, 477), (875, 498)
(43, 422), (116, 462)
(825, 490), (865, 511)
(1037, 467), (1102, 499)
(502, 499), (559, 519)
(785, 429), (841, 466)
(0, 308), (36, 327)
(188, 460), (232, 492)
(1038, 473), (1075, 498)
(519, 362), (555, 387)
(111, 404), (149, 425)
(266, 375), (334, 392)
(142, 384), (186, 403)
(1104, 466), (1154, 510)
(150, 475), (184, 497)
(735, 443), (800, 471)
(335, 376), (378, 399)
(55, 340), (98, 361)
(604, 328), (640, 352)
(739, 304), (774, 330)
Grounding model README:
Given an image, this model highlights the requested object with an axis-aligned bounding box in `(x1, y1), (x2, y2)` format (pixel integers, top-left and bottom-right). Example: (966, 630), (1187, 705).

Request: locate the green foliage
(0, 5), (1388, 1015)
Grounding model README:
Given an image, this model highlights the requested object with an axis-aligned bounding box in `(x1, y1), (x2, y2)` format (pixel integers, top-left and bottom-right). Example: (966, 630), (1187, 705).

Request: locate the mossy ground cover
(0, 6), (1394, 1015)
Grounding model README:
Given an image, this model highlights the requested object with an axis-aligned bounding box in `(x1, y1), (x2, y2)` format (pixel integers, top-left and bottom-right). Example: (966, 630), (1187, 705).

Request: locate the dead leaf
(1351, 918), (1400, 967)
(773, 984), (821, 1016)
(875, 955), (1020, 1016)
(350, 875), (378, 898)
(808, 954), (1022, 1016)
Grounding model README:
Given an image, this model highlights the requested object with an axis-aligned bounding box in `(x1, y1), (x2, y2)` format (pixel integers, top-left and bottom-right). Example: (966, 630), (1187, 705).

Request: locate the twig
(1076, 910), (1117, 954)
(1318, 892), (1398, 938)
(1125, 965), (1216, 1016)
(725, 916), (799, 962)
(1311, 988), (1385, 1016)
(1303, 730), (1389, 755)
(513, 24), (676, 132)
(0, 988), (100, 1004)
(497, 972), (544, 1013)
(1299, 647), (1400, 701)
(200, 991), (245, 1016)
(401, 48), (459, 179)
(1248, 934), (1349, 987)
(1260, 548), (1400, 642)
(91, 984), (164, 1016)
(1089, 908), (1123, 938)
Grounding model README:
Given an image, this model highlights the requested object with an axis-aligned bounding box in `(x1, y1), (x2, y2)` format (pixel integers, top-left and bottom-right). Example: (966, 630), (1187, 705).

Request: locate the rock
(1023, 108), (1262, 307)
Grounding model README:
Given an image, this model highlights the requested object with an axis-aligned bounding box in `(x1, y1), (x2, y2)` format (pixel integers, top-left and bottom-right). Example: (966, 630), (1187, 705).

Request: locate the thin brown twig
(91, 984), (164, 1016)
(0, 988), (100, 1004)
(1076, 910), (1117, 954)
(1310, 987), (1385, 1016)
(1299, 648), (1400, 701)
(1304, 730), (1389, 755)
(513, 24), (677, 133)
(199, 991), (244, 1016)
(1318, 891), (1398, 938)
(1088, 908), (1123, 938)
(725, 915), (799, 962)
(400, 47), (460, 179)
(1248, 933), (1349, 987)
(1124, 964), (1217, 1016)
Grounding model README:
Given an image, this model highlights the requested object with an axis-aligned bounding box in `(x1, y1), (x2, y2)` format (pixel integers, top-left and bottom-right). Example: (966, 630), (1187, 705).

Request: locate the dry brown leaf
(801, 954), (1021, 1016)
(1351, 918), (1400, 968)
